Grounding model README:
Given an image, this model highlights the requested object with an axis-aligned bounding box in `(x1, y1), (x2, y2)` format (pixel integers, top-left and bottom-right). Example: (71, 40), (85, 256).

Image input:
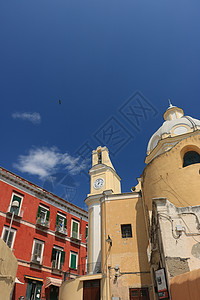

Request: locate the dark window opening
(183, 151), (200, 167)
(121, 224), (132, 238)
(98, 152), (102, 164)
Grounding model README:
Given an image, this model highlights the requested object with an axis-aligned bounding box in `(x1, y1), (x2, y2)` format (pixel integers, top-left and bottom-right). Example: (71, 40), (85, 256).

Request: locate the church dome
(147, 102), (200, 155)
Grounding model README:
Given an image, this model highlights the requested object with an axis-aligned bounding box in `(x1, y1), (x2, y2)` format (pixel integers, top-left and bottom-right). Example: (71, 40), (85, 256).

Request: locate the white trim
(71, 219), (80, 238)
(0, 172), (88, 220)
(9, 192), (24, 216)
(69, 251), (78, 270)
(31, 239), (44, 264)
(1, 226), (17, 250)
(0, 211), (87, 248)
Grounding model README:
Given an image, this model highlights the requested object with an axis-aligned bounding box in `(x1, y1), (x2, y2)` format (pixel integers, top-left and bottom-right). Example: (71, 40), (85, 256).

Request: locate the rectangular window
(51, 246), (65, 270)
(55, 213), (67, 234)
(1, 226), (16, 249)
(69, 251), (78, 270)
(121, 224), (133, 238)
(31, 239), (44, 264)
(85, 226), (88, 240)
(9, 192), (23, 216)
(36, 205), (50, 227)
(71, 220), (80, 239)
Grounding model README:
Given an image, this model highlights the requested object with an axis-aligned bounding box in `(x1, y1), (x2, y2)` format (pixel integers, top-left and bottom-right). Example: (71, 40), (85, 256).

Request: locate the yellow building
(60, 103), (200, 300)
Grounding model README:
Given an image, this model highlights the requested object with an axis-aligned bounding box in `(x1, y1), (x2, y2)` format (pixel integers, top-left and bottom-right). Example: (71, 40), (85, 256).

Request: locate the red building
(0, 166), (88, 300)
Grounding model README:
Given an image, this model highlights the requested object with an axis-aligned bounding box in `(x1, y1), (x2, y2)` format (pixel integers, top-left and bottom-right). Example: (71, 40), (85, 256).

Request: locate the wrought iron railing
(36, 217), (50, 228)
(7, 206), (24, 218)
(55, 225), (67, 235)
(70, 231), (82, 241)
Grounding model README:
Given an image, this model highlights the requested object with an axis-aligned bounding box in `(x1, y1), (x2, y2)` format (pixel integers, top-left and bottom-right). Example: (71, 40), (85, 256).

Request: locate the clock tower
(85, 146), (121, 274)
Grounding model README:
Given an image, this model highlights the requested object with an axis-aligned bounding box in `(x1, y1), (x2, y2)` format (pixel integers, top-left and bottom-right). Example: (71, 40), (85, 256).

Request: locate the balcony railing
(70, 231), (82, 242)
(31, 254), (42, 265)
(63, 262), (101, 280)
(55, 225), (67, 235)
(52, 260), (63, 271)
(6, 206), (24, 219)
(36, 217), (50, 228)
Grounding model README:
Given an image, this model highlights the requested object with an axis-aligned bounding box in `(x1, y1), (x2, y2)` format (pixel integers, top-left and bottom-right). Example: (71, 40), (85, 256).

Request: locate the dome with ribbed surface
(147, 103), (200, 155)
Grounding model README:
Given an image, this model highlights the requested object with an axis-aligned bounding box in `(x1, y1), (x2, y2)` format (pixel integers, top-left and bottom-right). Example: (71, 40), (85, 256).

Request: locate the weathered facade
(60, 103), (200, 300)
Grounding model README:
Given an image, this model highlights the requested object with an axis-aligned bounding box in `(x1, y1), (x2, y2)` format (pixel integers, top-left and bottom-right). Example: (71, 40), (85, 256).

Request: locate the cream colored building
(0, 238), (18, 299)
(60, 103), (200, 300)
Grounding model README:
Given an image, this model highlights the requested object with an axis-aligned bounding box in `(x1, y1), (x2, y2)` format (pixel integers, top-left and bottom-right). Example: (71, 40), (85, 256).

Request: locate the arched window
(183, 151), (200, 167)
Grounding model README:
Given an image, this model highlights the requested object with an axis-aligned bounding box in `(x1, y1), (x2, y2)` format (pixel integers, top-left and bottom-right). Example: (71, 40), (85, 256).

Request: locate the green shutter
(61, 251), (65, 264)
(85, 227), (88, 239)
(37, 206), (41, 218)
(64, 218), (67, 228)
(70, 253), (77, 269)
(46, 210), (50, 221)
(25, 281), (33, 300)
(51, 248), (56, 261)
(72, 221), (78, 233)
(56, 214), (59, 225)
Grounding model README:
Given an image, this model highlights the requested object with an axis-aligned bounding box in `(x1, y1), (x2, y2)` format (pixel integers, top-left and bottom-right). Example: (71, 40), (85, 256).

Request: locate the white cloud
(13, 147), (88, 178)
(12, 112), (41, 124)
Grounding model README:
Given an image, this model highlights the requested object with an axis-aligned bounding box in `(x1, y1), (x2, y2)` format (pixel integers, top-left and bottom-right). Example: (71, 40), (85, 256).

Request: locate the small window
(183, 151), (200, 167)
(121, 224), (132, 238)
(51, 246), (65, 270)
(71, 220), (80, 239)
(55, 213), (67, 233)
(69, 251), (78, 270)
(31, 239), (44, 264)
(98, 151), (102, 164)
(1, 226), (16, 249)
(85, 226), (88, 240)
(36, 205), (50, 227)
(9, 193), (23, 216)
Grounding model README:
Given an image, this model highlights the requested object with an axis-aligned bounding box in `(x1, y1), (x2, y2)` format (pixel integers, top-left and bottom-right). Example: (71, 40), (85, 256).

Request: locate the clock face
(93, 178), (104, 190)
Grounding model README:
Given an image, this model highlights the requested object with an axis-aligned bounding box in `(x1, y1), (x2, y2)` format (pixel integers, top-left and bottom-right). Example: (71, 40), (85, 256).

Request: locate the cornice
(0, 167), (88, 220)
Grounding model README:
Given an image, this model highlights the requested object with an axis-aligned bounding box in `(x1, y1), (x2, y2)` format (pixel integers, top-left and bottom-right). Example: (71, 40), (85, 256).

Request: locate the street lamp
(5, 200), (19, 246)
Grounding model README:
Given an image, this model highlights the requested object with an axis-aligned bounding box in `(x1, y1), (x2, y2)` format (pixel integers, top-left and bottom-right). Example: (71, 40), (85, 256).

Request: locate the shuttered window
(51, 247), (65, 270)
(85, 226), (88, 239)
(71, 220), (79, 239)
(70, 252), (78, 269)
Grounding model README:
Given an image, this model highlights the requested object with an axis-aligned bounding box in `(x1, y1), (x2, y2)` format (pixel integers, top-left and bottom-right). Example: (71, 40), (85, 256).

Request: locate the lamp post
(5, 200), (19, 246)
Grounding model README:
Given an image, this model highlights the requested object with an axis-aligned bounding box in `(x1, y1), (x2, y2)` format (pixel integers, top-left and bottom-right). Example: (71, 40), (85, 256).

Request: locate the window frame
(1, 226), (17, 249)
(56, 213), (67, 232)
(37, 204), (50, 226)
(31, 239), (44, 264)
(183, 151), (200, 168)
(51, 246), (65, 270)
(71, 219), (80, 239)
(121, 224), (133, 238)
(9, 192), (23, 216)
(69, 251), (78, 270)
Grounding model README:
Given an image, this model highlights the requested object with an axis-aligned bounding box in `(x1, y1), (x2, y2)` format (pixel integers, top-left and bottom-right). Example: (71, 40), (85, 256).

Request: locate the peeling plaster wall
(155, 199), (200, 280)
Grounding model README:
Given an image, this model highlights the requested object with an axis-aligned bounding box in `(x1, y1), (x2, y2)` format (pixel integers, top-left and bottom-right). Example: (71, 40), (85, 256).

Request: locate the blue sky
(1, 0), (200, 210)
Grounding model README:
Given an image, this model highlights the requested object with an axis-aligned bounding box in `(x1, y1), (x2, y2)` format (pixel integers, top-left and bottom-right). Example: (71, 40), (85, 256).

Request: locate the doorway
(83, 280), (100, 300)
(129, 288), (150, 300)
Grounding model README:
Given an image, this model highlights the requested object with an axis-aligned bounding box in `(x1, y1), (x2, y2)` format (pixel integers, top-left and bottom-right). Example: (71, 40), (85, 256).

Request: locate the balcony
(36, 217), (50, 229)
(55, 225), (67, 236)
(31, 254), (42, 265)
(6, 206), (24, 220)
(70, 231), (82, 242)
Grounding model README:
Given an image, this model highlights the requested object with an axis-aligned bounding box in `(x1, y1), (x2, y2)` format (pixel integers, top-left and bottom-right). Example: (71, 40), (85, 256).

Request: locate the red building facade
(0, 167), (88, 300)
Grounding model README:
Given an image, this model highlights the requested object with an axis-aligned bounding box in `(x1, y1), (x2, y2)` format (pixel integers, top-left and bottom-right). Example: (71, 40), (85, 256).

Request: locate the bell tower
(85, 146), (121, 274)
(89, 146), (121, 196)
